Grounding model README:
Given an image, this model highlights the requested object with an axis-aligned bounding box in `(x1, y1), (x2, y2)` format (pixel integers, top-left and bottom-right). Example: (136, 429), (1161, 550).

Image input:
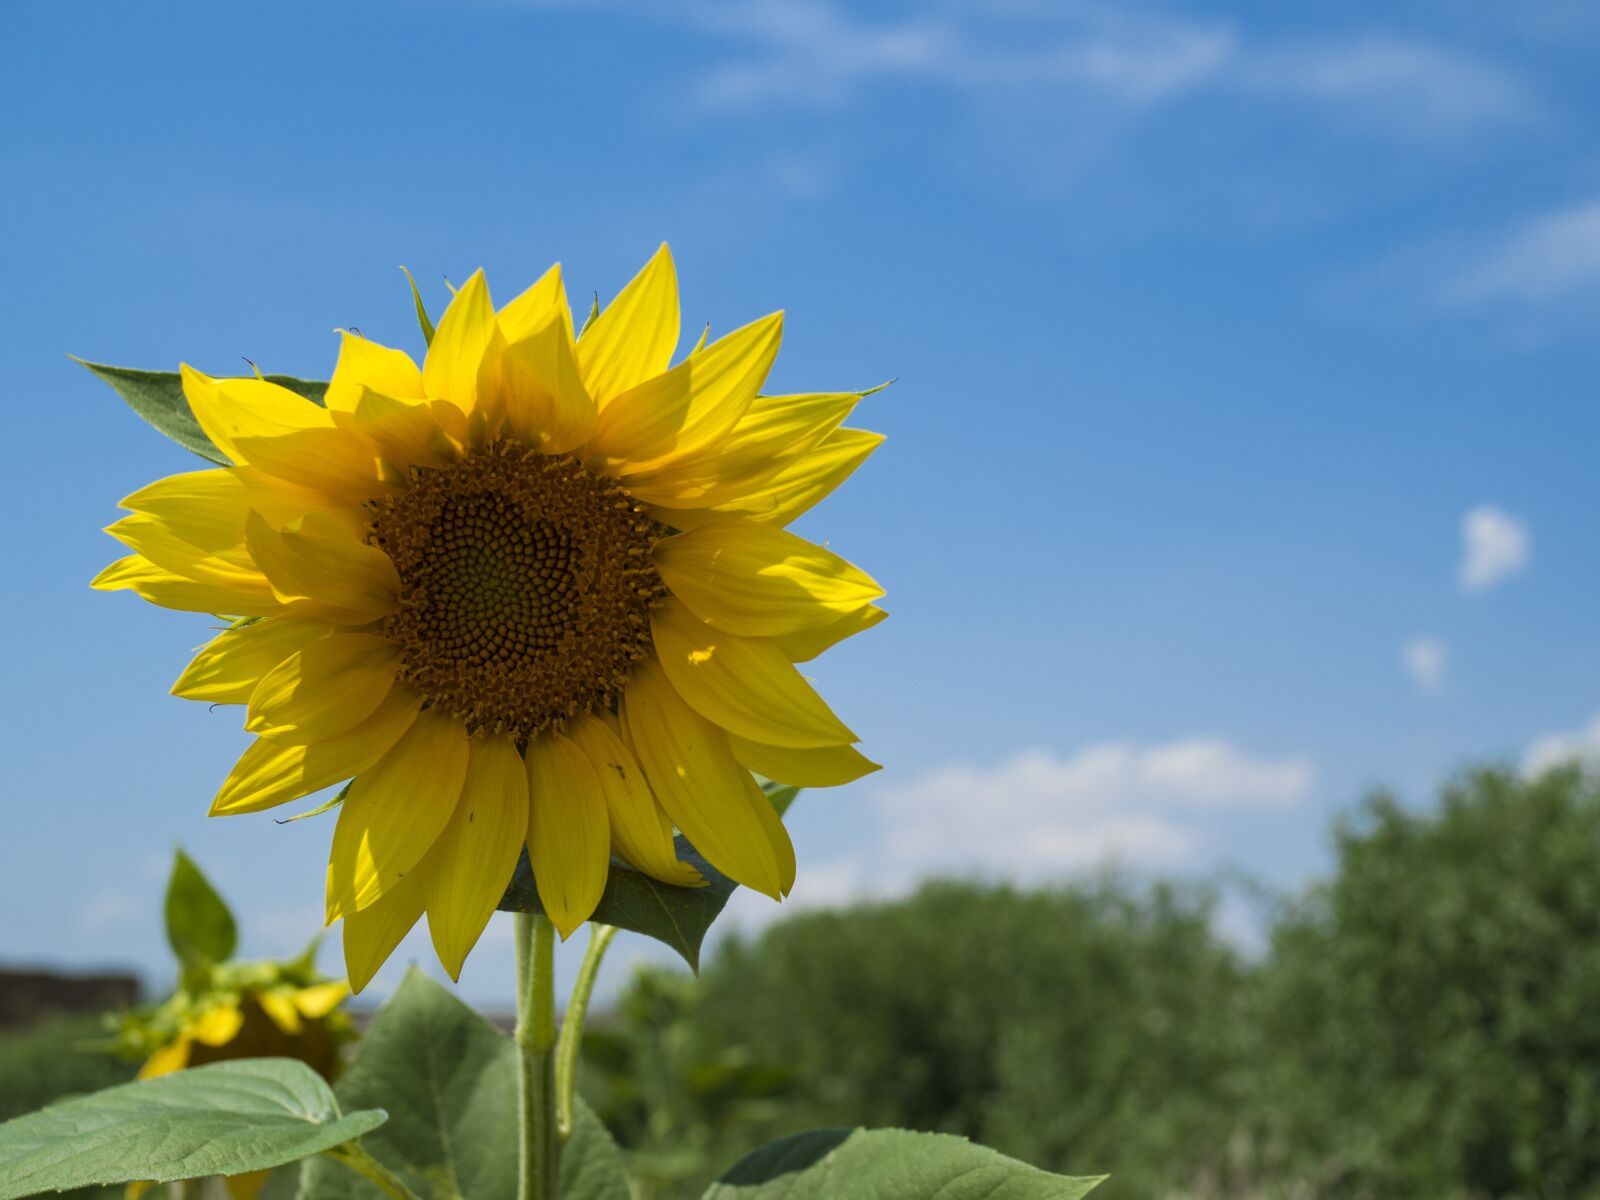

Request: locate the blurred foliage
(589, 764), (1600, 1200)
(1253, 764), (1600, 1200)
(580, 967), (794, 1200)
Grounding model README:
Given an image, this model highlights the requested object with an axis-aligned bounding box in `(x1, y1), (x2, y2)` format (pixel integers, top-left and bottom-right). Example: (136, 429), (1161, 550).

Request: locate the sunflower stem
(555, 922), (618, 1140)
(325, 1140), (422, 1200)
(514, 912), (560, 1200)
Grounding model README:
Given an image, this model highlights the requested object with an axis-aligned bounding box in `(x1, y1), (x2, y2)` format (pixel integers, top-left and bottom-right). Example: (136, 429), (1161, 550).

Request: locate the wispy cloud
(1525, 714), (1600, 777)
(1459, 504), (1530, 593)
(1401, 637), (1447, 694)
(1445, 200), (1600, 306)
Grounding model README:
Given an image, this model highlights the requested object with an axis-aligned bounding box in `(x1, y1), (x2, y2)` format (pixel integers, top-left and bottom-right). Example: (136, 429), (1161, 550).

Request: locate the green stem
(515, 912), (560, 1200)
(555, 923), (619, 1139)
(324, 1140), (421, 1200)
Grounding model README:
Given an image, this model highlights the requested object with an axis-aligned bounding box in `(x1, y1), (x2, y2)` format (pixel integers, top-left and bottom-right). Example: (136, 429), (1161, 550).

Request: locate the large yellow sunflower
(94, 246), (885, 990)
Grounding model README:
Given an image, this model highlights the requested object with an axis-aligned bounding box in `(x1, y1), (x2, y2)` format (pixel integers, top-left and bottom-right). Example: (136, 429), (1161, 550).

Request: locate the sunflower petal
(173, 615), (333, 703)
(726, 734), (881, 787)
(230, 426), (387, 501)
(651, 598), (856, 748)
(620, 661), (785, 899)
(245, 632), (404, 743)
(256, 989), (304, 1035)
(293, 981), (350, 1018)
(353, 388), (459, 470)
(107, 514), (274, 592)
(500, 313), (597, 454)
(577, 243), (679, 406)
(771, 604), (888, 662)
(211, 685), (423, 815)
(567, 713), (703, 887)
(120, 467), (351, 561)
(138, 1037), (192, 1079)
(342, 868), (427, 994)
(425, 735), (529, 979)
(423, 269), (496, 416)
(743, 771), (796, 896)
(498, 262), (572, 343)
(653, 519), (882, 637)
(326, 709), (470, 920)
(525, 732), (611, 940)
(588, 311), (782, 473)
(325, 332), (425, 414)
(246, 511), (400, 623)
(182, 366), (331, 465)
(92, 553), (283, 617)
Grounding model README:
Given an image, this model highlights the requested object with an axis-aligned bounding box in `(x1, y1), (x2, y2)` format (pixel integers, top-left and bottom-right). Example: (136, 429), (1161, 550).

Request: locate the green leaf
(497, 837), (737, 971)
(762, 781), (801, 818)
(300, 969), (628, 1200)
(74, 359), (328, 463)
(400, 266), (436, 346)
(0, 1059), (385, 1198)
(165, 848), (237, 967)
(705, 1128), (1106, 1199)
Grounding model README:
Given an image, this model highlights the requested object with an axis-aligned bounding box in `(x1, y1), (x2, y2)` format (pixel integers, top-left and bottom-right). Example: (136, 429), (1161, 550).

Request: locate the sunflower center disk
(367, 442), (665, 739)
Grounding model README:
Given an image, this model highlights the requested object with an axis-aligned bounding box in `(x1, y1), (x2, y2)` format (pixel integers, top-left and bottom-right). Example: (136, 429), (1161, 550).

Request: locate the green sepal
(579, 291), (600, 337)
(705, 1128), (1106, 1199)
(0, 1059), (386, 1199)
(496, 783), (801, 970)
(277, 783), (349, 825)
(74, 358), (328, 463)
(399, 266), (436, 345)
(164, 847), (237, 971)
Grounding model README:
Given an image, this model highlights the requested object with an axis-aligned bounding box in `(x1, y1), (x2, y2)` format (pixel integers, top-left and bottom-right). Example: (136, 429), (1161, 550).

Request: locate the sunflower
(94, 246), (885, 990)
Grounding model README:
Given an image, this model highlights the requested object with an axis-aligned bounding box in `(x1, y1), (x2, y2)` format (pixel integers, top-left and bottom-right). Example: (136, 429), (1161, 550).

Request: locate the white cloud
(1401, 637), (1447, 694)
(1445, 200), (1600, 305)
(1247, 38), (1531, 136)
(1459, 504), (1530, 593)
(1524, 714), (1600, 777)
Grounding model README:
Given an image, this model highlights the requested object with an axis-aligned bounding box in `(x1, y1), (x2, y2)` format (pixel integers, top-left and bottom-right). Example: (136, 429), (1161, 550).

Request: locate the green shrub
(1254, 766), (1600, 1199)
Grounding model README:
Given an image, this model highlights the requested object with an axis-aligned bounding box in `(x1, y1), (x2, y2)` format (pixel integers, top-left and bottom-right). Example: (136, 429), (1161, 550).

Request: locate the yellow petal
(120, 467), (352, 562)
(182, 366), (332, 465)
(246, 511), (400, 623)
(326, 709), (470, 920)
(620, 661), (785, 899)
(498, 262), (572, 344)
(743, 771), (796, 896)
(566, 713), (703, 887)
(354, 389), (462, 471)
(588, 311), (782, 473)
(651, 597), (856, 748)
(211, 685), (423, 815)
(424, 734), (529, 979)
(500, 313), (598, 454)
(107, 514), (275, 594)
(669, 428), (883, 528)
(256, 989), (304, 1035)
(245, 633), (404, 743)
(525, 731), (611, 940)
(173, 615), (334, 703)
(341, 868), (426, 994)
(230, 426), (387, 502)
(422, 269), (496, 415)
(654, 519), (882, 637)
(624, 391), (860, 506)
(138, 1035), (192, 1079)
(92, 553), (283, 617)
(771, 604), (888, 663)
(325, 332), (425, 414)
(726, 734), (881, 787)
(577, 243), (680, 406)
(293, 980), (350, 1019)
(191, 1002), (245, 1046)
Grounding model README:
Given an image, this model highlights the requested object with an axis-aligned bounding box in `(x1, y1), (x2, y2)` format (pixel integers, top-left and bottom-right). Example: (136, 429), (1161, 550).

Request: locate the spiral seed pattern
(366, 441), (666, 738)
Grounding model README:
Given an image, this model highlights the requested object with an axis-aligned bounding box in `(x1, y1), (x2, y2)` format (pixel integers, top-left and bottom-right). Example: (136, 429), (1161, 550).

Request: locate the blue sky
(3, 0), (1599, 1004)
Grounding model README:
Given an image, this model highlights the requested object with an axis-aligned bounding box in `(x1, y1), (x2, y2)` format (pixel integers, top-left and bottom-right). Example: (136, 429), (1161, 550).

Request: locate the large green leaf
(498, 783), (799, 970)
(300, 969), (628, 1200)
(164, 847), (237, 968)
(75, 359), (328, 464)
(705, 1128), (1106, 1199)
(0, 1059), (384, 1199)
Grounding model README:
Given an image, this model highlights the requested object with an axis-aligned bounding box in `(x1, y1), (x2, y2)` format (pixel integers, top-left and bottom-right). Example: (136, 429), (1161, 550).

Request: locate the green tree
(1254, 765), (1600, 1199)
